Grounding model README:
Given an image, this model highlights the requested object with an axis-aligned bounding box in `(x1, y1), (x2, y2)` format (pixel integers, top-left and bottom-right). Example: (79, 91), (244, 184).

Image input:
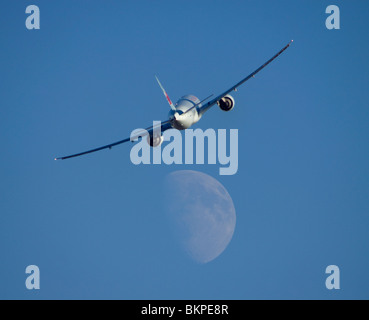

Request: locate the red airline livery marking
(166, 93), (172, 105)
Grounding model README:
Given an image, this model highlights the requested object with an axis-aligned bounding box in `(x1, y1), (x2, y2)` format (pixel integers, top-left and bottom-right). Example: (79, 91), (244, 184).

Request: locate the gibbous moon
(165, 170), (236, 264)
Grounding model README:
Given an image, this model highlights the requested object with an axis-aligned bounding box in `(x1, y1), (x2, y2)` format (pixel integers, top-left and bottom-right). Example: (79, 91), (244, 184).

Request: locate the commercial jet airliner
(55, 40), (293, 160)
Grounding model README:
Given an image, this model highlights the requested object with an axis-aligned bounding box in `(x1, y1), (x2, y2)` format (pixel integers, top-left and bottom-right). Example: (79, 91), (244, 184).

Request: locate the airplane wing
(55, 119), (173, 160)
(199, 40), (293, 115)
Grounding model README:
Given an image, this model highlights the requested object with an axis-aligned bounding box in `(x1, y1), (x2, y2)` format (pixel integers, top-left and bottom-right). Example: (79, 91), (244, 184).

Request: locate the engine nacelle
(147, 134), (164, 147)
(218, 94), (235, 112)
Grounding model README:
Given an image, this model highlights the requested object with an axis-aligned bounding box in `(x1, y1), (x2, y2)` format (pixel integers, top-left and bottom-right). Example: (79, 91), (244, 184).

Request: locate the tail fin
(155, 76), (176, 111)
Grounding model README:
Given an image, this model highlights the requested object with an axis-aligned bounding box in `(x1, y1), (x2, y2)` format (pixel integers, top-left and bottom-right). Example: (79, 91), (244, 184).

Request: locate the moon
(164, 170), (236, 264)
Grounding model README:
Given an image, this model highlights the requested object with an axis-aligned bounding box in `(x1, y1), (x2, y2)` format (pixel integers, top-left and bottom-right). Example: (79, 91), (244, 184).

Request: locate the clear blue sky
(1, 0), (369, 299)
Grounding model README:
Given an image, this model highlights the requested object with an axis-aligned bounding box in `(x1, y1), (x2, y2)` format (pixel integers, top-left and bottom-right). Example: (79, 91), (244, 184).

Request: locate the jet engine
(147, 134), (164, 147)
(218, 94), (235, 111)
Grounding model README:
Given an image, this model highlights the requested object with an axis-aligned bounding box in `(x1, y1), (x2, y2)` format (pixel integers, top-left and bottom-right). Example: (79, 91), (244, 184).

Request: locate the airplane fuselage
(169, 95), (202, 130)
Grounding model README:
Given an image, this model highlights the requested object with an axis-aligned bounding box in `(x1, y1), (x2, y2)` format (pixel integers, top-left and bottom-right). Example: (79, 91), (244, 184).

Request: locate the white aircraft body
(56, 41), (293, 160)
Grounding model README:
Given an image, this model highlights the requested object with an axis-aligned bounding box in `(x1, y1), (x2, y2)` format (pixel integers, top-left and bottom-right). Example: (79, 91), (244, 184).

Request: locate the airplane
(55, 40), (293, 160)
